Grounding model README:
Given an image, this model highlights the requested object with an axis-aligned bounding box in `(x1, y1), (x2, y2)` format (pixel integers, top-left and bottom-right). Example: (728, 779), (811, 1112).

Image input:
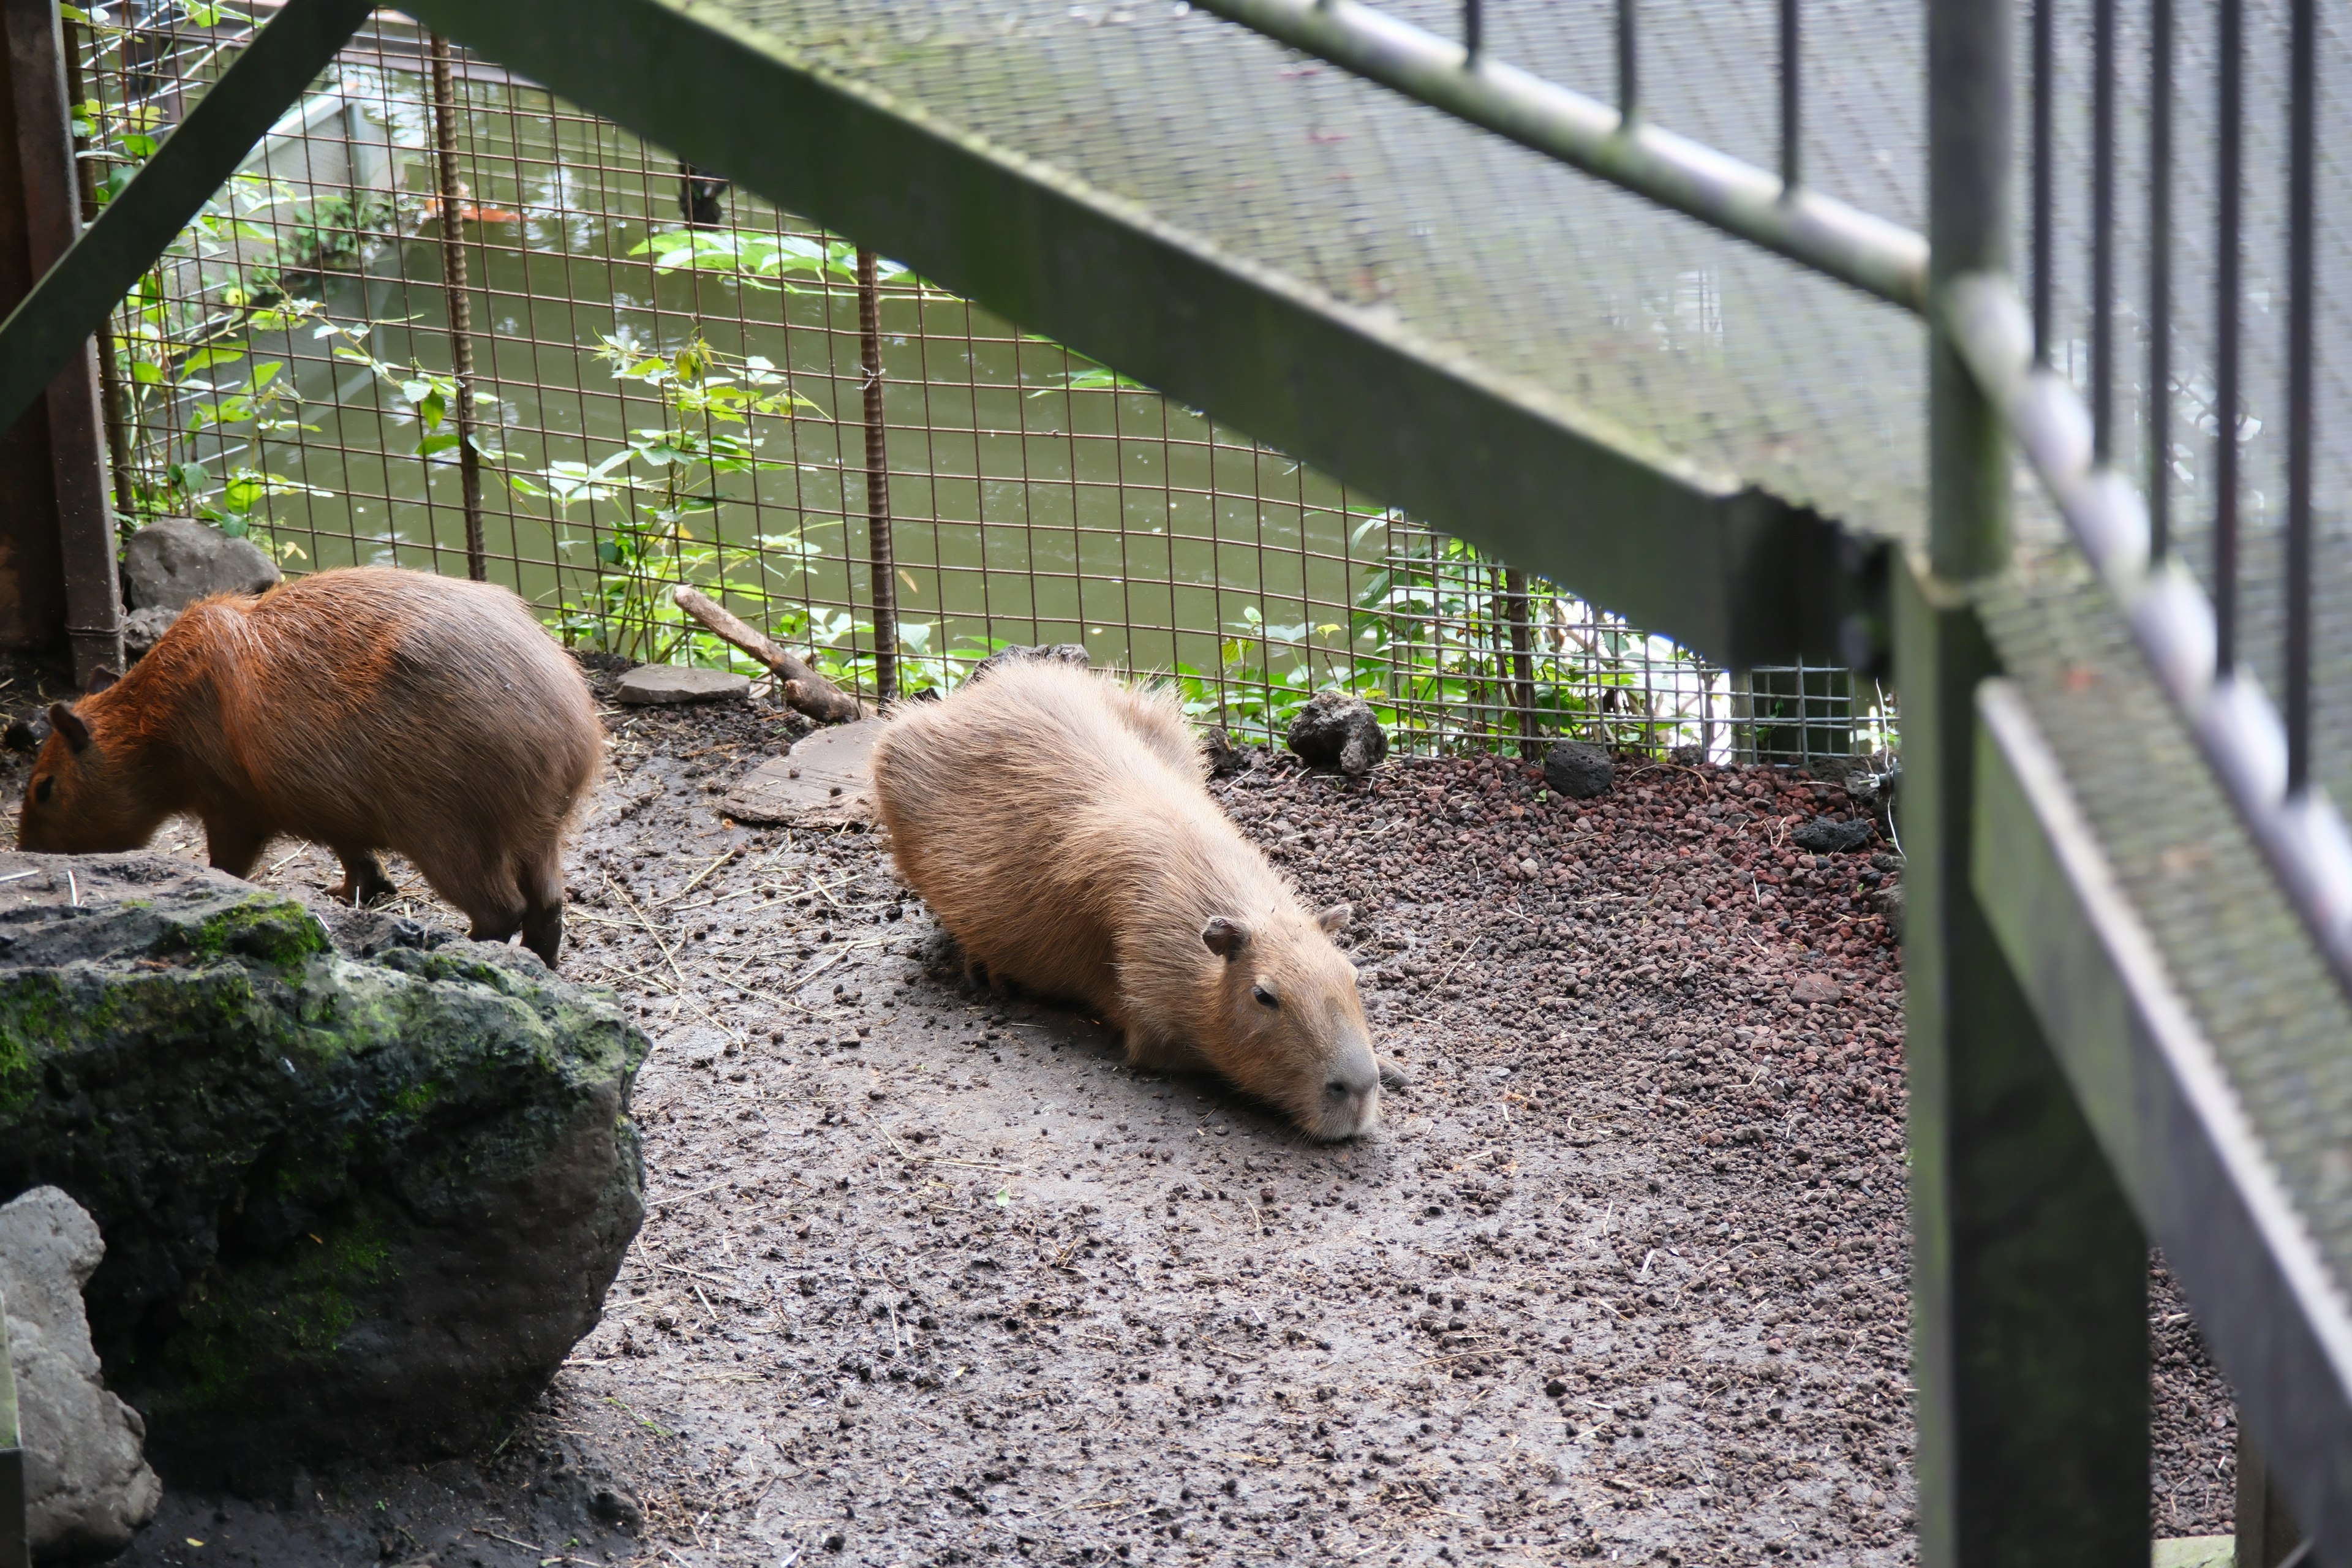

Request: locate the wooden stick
(670, 586), (865, 722)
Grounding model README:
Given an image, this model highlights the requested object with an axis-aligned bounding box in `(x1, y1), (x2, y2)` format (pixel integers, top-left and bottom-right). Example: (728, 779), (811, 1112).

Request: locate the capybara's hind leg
(331, 847), (398, 906)
(516, 842), (566, 968)
(203, 815), (269, 880)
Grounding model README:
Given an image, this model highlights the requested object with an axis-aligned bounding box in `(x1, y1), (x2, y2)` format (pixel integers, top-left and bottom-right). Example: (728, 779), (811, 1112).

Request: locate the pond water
(197, 60), (1396, 698)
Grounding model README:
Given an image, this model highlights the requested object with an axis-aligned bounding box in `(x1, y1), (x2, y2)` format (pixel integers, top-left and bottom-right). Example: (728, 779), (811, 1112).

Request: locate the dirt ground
(0, 658), (2236, 1565)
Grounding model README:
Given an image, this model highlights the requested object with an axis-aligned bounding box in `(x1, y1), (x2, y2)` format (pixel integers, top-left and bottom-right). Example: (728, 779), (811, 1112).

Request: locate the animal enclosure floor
(0, 663), (2235, 1566)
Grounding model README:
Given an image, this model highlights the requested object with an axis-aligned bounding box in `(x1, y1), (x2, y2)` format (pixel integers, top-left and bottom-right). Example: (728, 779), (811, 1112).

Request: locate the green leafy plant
(503, 328), (824, 662)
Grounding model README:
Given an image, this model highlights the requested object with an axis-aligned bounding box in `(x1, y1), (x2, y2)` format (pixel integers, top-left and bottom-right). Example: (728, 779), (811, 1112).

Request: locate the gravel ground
(0, 662), (2234, 1564)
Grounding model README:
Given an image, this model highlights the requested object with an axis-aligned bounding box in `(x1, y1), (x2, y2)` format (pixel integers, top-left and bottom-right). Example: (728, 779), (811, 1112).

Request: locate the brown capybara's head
(1199, 900), (1380, 1140)
(18, 682), (151, 856)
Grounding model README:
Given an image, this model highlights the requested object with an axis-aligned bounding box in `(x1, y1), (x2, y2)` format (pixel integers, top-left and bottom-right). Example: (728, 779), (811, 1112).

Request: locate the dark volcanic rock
(1286, 692), (1389, 777)
(1204, 726), (1252, 778)
(1792, 816), (1876, 853)
(968, 643), (1090, 684)
(0, 854), (647, 1489)
(1542, 739), (1615, 799)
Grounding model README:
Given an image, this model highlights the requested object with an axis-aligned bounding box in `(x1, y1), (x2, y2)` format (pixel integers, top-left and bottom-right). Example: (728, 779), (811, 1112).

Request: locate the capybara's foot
(333, 849), (399, 907)
(1378, 1055), (1412, 1090)
(521, 902), (563, 968)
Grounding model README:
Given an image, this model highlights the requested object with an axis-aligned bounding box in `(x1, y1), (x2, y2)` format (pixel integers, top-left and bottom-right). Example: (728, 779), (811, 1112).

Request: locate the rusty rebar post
(426, 30), (484, 581)
(1503, 565), (1537, 759)
(856, 247), (897, 704)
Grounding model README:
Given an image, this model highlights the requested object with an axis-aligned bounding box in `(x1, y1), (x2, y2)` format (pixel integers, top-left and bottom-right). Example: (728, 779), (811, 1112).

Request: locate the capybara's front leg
(516, 842), (566, 968)
(1123, 1025), (1209, 1074)
(203, 816), (270, 880)
(331, 848), (398, 906)
(519, 902), (563, 968)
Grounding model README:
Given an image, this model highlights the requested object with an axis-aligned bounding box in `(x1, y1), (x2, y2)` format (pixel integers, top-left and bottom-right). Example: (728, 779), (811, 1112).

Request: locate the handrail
(1187, 0), (1930, 312)
(1943, 270), (2352, 1001)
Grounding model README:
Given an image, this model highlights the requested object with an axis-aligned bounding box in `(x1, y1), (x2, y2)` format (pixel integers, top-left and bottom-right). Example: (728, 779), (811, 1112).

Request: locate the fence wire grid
(68, 1), (1894, 770)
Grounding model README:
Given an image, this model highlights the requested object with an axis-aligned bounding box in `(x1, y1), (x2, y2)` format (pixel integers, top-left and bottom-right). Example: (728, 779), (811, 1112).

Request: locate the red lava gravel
(0, 663), (2231, 1566)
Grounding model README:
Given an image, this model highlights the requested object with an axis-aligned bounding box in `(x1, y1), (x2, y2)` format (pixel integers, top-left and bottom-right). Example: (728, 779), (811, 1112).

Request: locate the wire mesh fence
(69, 1), (1894, 770)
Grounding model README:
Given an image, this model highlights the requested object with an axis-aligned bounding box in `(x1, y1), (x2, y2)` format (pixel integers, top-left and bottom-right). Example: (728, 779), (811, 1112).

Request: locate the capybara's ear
(47, 703), (89, 753)
(83, 664), (118, 695)
(1201, 916), (1250, 958)
(1316, 902), (1353, 935)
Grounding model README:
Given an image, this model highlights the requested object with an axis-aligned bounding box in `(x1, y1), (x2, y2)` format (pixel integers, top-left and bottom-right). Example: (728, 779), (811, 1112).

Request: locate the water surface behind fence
(94, 13), (1891, 764)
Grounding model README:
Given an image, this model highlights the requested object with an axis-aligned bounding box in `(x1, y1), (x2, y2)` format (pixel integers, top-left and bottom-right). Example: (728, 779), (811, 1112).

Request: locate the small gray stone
(613, 664), (752, 705)
(1792, 817), (1876, 854)
(1787, 972), (1844, 1005)
(1543, 740), (1615, 799)
(1287, 692), (1389, 777)
(968, 643), (1090, 684)
(1, 1186), (162, 1561)
(119, 518), (280, 612)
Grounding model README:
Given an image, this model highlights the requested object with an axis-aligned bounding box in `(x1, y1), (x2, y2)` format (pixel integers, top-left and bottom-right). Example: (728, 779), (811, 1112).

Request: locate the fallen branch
(671, 585), (866, 723)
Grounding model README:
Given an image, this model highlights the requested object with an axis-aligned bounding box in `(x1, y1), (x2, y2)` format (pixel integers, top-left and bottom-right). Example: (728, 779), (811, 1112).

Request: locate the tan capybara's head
(17, 673), (153, 856)
(1199, 899), (1380, 1140)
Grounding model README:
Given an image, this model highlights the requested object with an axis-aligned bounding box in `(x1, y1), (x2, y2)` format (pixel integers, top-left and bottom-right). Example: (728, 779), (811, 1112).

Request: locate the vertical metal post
(1910, 0), (2149, 1561)
(1461, 0), (1480, 64)
(427, 30), (486, 582)
(2090, 0), (2115, 458)
(2283, 0), (2313, 795)
(1, 0), (120, 682)
(1777, 0), (1800, 192)
(856, 247), (897, 705)
(2236, 1431), (2307, 1568)
(2214, 0), (2241, 674)
(2030, 0), (2053, 363)
(1615, 0), (1637, 123)
(1502, 565), (1536, 758)
(2145, 0), (2171, 559)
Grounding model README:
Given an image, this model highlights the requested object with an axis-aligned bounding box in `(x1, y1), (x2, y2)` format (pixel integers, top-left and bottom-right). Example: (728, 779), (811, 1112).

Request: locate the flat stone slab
(723, 720), (883, 827)
(614, 665), (752, 705)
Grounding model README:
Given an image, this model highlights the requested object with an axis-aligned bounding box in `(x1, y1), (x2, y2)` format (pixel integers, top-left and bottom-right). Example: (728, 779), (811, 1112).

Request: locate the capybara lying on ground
(17, 567), (600, 967)
(873, 660), (1382, 1139)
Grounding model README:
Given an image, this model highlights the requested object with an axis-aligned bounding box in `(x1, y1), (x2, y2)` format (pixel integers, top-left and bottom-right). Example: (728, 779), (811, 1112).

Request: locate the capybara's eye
(1251, 984), (1280, 1009)
(31, 776), (53, 804)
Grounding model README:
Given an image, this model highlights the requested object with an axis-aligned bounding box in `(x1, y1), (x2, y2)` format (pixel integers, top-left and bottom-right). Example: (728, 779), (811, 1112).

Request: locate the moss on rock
(0, 854), (648, 1488)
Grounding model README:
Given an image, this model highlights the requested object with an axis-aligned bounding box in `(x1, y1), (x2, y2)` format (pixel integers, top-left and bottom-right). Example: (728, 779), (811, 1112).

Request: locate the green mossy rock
(0, 854), (648, 1488)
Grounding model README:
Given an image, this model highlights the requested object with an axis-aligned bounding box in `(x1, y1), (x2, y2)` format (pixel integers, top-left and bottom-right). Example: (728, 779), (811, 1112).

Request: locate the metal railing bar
(1945, 270), (2352, 1004)
(2215, 0), (2241, 674)
(2284, 0), (2315, 796)
(1462, 0), (1480, 65)
(2032, 0), (2055, 363)
(1778, 0), (1800, 193)
(1189, 0), (1928, 311)
(2146, 0), (2171, 559)
(1616, 0), (1637, 121)
(2091, 0), (2115, 458)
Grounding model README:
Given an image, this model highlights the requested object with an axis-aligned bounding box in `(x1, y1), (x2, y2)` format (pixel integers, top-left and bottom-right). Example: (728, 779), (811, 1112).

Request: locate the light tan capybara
(873, 659), (1383, 1140)
(16, 567), (600, 967)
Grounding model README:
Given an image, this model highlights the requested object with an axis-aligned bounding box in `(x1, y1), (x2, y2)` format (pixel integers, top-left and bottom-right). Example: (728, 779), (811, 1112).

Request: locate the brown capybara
(17, 567), (600, 967)
(873, 660), (1383, 1140)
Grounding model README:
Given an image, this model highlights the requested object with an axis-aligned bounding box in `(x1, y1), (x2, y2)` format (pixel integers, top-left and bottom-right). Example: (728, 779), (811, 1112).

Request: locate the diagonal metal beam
(0, 0), (372, 440)
(401, 0), (1877, 670)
